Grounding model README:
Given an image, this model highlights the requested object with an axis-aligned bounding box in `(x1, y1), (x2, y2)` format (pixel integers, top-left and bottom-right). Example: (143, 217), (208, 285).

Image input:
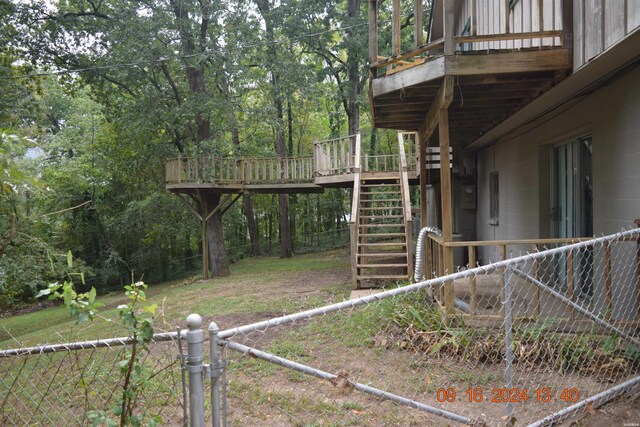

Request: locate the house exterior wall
(475, 66), (640, 319)
(477, 65), (640, 255)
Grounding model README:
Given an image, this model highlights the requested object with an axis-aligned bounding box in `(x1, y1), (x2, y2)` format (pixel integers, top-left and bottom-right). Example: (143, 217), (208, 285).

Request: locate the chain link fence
(1, 228), (639, 426)
(211, 227), (640, 426)
(0, 333), (187, 425)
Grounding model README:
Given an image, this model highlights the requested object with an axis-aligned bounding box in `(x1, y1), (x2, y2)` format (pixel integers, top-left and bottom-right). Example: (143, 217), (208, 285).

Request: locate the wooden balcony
(368, 0), (573, 146)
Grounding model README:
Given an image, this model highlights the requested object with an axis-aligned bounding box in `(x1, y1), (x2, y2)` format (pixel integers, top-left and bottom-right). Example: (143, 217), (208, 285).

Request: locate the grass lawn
(0, 249), (351, 349)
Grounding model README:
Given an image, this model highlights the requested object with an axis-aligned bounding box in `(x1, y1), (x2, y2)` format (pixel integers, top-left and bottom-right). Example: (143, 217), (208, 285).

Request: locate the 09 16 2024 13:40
(435, 387), (579, 403)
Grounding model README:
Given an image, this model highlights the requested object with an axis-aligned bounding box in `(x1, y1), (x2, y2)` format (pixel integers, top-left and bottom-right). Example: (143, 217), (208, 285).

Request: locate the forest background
(0, 0), (426, 309)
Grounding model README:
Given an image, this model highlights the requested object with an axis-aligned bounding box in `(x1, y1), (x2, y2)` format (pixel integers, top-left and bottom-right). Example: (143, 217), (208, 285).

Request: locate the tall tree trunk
(257, 0), (292, 258)
(171, 0), (230, 276)
(206, 194), (230, 276)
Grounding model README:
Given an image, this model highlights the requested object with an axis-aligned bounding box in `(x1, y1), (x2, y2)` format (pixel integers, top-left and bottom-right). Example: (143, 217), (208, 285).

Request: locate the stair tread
(359, 223), (405, 228)
(359, 232), (406, 237)
(361, 198), (402, 202)
(357, 275), (409, 279)
(357, 253), (408, 257)
(359, 207), (402, 210)
(360, 215), (404, 219)
(358, 242), (407, 246)
(357, 263), (408, 268)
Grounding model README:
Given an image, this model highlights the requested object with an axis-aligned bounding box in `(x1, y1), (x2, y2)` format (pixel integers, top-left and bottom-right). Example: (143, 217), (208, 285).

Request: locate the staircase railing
(398, 133), (413, 279)
(349, 133), (362, 288)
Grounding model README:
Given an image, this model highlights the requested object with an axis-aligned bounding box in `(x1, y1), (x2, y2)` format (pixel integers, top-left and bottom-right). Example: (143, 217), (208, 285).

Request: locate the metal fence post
(209, 321), (226, 427)
(186, 314), (205, 427)
(503, 266), (515, 422)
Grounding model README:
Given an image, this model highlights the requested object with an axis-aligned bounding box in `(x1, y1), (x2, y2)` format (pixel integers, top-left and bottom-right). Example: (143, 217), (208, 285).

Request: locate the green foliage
(0, 239), (94, 309)
(38, 260), (160, 426)
(35, 251), (101, 324)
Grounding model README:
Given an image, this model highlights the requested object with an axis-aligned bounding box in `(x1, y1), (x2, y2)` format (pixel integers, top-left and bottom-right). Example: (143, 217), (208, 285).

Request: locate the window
(489, 172), (499, 225)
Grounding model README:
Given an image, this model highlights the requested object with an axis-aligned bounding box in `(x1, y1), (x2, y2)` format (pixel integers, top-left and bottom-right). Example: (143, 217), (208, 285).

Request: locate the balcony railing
(369, 0), (568, 78)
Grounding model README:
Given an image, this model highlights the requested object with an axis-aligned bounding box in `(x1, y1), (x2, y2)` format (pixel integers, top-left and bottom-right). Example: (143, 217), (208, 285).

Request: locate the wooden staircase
(353, 175), (412, 288)
(349, 133), (414, 289)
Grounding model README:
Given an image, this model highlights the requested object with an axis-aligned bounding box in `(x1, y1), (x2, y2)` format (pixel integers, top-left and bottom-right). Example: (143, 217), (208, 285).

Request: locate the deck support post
(417, 76), (453, 293)
(418, 130), (429, 278)
(198, 191), (211, 280)
(438, 108), (455, 321)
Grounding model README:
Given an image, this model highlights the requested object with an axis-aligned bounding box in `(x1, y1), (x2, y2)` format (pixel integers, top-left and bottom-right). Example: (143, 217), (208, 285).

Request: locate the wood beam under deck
(371, 50), (570, 99)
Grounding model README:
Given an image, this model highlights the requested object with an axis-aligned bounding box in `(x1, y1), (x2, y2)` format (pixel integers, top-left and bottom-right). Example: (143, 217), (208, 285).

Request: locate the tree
(255, 0), (293, 258)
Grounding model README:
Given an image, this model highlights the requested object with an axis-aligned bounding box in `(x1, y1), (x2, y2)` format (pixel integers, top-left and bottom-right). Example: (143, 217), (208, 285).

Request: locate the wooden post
(414, 0), (423, 46)
(351, 222), (358, 289)
(469, 245), (477, 314)
(538, 0), (544, 48)
(368, 0), (378, 78)
(562, 0), (573, 62)
(198, 191), (210, 280)
(635, 218), (640, 320)
(532, 244), (540, 319)
(439, 108), (455, 319)
(443, 0), (455, 55)
(471, 0), (477, 36)
(504, 0), (510, 34)
(392, 0), (401, 56)
(604, 240), (612, 320)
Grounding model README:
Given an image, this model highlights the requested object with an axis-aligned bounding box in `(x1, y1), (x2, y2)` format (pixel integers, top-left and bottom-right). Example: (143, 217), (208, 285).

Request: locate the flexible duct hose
(413, 226), (472, 314)
(413, 226), (442, 282)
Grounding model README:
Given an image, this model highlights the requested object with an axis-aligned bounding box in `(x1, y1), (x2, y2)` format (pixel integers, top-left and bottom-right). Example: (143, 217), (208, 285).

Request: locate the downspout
(413, 226), (472, 314)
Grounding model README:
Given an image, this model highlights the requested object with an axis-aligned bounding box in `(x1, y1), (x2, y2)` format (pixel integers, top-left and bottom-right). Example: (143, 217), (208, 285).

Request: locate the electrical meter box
(462, 185), (476, 210)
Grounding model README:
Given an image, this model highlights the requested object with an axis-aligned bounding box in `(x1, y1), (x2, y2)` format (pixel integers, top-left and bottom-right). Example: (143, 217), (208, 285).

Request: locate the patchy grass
(0, 249), (350, 348)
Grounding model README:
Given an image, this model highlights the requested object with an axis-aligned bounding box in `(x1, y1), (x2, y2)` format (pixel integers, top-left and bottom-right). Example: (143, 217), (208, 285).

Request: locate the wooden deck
(164, 134), (451, 194)
(368, 0), (573, 147)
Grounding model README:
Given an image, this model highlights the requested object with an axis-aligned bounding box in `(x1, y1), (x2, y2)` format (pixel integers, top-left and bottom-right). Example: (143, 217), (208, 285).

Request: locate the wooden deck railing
(398, 133), (413, 277)
(166, 132), (433, 186)
(165, 155), (314, 185)
(369, 0), (568, 77)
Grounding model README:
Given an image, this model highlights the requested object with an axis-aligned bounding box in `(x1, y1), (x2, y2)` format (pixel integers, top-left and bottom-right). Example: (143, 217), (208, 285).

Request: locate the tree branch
(161, 62), (183, 105)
